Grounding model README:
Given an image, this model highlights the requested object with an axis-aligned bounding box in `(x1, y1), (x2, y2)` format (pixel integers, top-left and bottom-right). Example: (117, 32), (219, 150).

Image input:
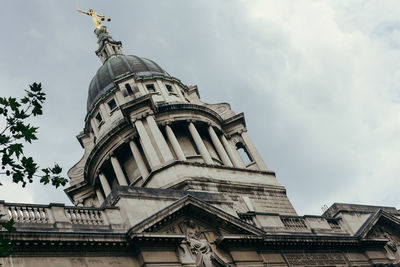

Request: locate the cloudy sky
(0, 1), (399, 215)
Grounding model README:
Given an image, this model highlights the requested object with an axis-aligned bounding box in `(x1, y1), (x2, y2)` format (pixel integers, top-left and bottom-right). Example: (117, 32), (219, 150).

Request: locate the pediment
(128, 195), (264, 237)
(358, 210), (400, 264)
(128, 195), (259, 267)
(358, 210), (400, 239)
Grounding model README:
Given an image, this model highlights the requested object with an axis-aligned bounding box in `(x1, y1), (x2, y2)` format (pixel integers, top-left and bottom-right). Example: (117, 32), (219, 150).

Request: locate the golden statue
(77, 8), (111, 29)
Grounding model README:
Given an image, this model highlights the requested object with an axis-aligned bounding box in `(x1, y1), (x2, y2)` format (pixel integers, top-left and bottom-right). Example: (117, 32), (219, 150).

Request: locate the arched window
(125, 83), (133, 95)
(236, 142), (252, 165)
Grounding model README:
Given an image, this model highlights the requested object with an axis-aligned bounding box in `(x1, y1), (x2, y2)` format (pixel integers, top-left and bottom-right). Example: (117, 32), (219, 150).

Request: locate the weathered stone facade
(1, 24), (399, 266)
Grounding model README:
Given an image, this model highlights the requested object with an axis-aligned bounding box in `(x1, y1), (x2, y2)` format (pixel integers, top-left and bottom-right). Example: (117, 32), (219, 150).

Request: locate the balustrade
(6, 205), (49, 223)
(281, 216), (308, 229)
(2, 203), (107, 226)
(65, 207), (104, 225)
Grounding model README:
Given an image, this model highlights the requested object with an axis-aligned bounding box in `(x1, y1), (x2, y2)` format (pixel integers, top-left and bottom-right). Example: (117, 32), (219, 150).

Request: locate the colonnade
(95, 115), (268, 203)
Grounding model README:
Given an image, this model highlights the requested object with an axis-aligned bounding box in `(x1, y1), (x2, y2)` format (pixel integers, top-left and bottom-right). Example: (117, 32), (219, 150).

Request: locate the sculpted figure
(184, 220), (213, 267)
(77, 8), (111, 29)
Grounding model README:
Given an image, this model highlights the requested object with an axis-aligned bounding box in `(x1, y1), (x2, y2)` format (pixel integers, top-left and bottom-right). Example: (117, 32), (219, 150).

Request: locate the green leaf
(32, 105), (43, 116)
(20, 97), (29, 104)
(29, 82), (42, 92)
(0, 97), (7, 105)
(1, 219), (16, 233)
(12, 171), (23, 183)
(21, 156), (38, 177)
(8, 97), (20, 112)
(51, 164), (62, 175)
(40, 175), (49, 185)
(0, 134), (10, 145)
(8, 143), (23, 158)
(14, 109), (28, 119)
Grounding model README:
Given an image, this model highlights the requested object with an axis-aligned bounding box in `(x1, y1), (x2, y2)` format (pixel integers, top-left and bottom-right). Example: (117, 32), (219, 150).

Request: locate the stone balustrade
(6, 204), (50, 224)
(280, 216), (308, 230)
(0, 201), (124, 231)
(65, 207), (104, 225)
(237, 211), (346, 234)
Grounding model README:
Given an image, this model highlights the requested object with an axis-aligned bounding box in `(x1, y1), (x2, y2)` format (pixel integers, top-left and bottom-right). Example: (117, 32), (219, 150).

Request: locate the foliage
(0, 83), (67, 187)
(0, 214), (15, 257)
(0, 83), (67, 257)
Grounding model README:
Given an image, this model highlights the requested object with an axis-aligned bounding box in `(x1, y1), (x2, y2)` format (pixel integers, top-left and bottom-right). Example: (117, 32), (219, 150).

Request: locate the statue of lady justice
(77, 8), (111, 29)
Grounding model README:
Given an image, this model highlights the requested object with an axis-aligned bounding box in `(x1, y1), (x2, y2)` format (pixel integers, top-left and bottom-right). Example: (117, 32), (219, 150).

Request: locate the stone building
(0, 23), (399, 267)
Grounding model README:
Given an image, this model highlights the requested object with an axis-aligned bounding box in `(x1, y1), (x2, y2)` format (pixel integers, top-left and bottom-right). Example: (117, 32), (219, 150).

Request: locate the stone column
(173, 84), (186, 102)
(134, 119), (161, 168)
(156, 80), (169, 101)
(129, 140), (150, 179)
(90, 119), (99, 136)
(165, 124), (186, 161)
(220, 135), (245, 168)
(208, 126), (233, 167)
(146, 116), (174, 162)
(188, 122), (213, 164)
(137, 83), (147, 95)
(110, 155), (128, 186)
(241, 131), (268, 171)
(99, 173), (111, 196)
(96, 188), (105, 206)
(99, 103), (110, 123)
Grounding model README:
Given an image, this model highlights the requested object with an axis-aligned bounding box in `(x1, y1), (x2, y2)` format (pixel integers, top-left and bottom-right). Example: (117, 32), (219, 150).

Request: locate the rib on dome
(87, 54), (169, 112)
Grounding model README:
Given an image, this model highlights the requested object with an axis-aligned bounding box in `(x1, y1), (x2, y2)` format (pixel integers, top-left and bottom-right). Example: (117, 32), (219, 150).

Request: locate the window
(125, 83), (133, 95)
(107, 99), (117, 111)
(236, 142), (252, 165)
(146, 84), (155, 93)
(165, 84), (174, 94)
(95, 112), (103, 127)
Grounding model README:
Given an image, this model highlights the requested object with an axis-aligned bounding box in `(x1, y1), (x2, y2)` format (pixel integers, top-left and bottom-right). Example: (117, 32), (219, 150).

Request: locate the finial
(77, 8), (111, 29)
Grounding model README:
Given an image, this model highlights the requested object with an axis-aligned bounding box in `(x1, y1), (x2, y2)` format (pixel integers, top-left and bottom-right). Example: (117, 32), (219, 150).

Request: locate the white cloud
(241, 0), (400, 214)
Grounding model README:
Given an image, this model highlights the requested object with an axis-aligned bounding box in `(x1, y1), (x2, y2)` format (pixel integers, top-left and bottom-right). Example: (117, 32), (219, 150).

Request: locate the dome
(87, 54), (169, 112)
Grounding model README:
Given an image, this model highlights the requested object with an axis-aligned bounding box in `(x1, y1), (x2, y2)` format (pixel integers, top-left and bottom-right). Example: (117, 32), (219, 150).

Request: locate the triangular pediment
(128, 195), (248, 267)
(358, 210), (400, 264)
(127, 195), (264, 237)
(357, 210), (400, 239)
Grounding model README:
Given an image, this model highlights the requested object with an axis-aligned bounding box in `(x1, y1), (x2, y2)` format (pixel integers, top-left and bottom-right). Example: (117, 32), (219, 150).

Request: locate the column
(241, 131), (268, 171)
(137, 83), (147, 95)
(110, 155), (128, 186)
(221, 135), (245, 168)
(188, 122), (213, 164)
(146, 116), (174, 162)
(156, 80), (169, 101)
(129, 140), (150, 179)
(173, 84), (186, 102)
(208, 126), (233, 167)
(90, 119), (99, 136)
(99, 103), (110, 123)
(99, 173), (111, 197)
(165, 124), (186, 161)
(134, 119), (161, 168)
(96, 188), (105, 206)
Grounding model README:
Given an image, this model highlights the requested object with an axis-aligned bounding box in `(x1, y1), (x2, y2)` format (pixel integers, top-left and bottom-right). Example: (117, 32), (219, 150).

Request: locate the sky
(0, 1), (399, 216)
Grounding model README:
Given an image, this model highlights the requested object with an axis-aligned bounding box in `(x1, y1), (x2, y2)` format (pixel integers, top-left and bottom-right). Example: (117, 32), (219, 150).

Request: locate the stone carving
(177, 220), (232, 267)
(182, 220), (213, 267)
(285, 253), (346, 266)
(369, 226), (400, 263)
